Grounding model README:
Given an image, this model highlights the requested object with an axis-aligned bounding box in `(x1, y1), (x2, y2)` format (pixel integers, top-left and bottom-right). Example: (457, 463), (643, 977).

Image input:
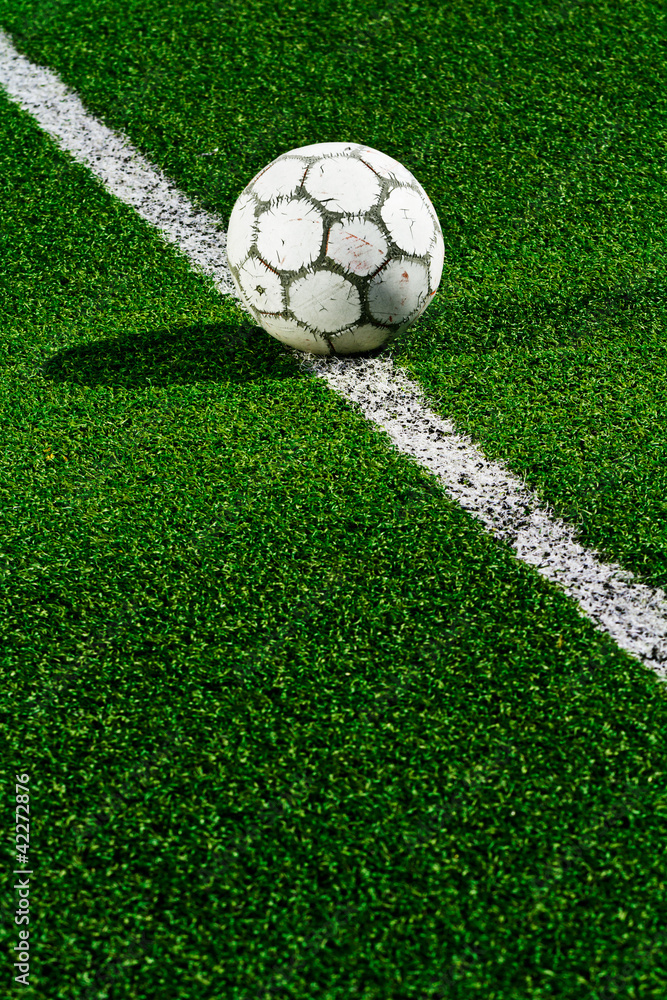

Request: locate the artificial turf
(1, 0), (666, 592)
(1, 2), (667, 998)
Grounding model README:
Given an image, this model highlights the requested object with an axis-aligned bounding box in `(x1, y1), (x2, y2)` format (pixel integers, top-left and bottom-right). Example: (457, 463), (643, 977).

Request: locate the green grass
(1, 0), (666, 591)
(1, 3), (667, 998)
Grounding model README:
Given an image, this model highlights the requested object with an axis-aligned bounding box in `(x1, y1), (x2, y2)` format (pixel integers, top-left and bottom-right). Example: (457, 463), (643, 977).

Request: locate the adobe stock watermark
(13, 772), (32, 988)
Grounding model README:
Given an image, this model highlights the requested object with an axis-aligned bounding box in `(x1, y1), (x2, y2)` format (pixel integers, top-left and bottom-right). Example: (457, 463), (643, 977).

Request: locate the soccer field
(2, 2), (667, 998)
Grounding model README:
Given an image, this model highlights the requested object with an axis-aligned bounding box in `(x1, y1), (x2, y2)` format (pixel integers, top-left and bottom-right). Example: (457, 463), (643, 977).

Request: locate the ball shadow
(38, 320), (301, 388)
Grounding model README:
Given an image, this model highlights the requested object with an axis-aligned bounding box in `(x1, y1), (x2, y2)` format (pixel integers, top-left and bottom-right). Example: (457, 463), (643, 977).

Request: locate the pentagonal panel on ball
(261, 314), (331, 354)
(367, 259), (430, 326)
(428, 231), (445, 293)
(256, 198), (324, 271)
(226, 192), (257, 269)
(237, 257), (284, 313)
(330, 323), (393, 353)
(381, 187), (437, 257)
(357, 146), (416, 186)
(252, 157), (308, 202)
(326, 218), (388, 276)
(288, 270), (361, 334)
(304, 157), (382, 215)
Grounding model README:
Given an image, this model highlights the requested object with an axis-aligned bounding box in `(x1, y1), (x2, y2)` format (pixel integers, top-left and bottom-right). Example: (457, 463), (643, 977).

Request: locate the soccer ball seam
(228, 143), (444, 355)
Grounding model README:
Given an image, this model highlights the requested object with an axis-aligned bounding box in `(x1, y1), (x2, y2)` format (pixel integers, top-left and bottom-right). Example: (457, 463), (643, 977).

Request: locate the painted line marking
(1, 27), (666, 677)
(303, 356), (667, 674)
(0, 29), (234, 296)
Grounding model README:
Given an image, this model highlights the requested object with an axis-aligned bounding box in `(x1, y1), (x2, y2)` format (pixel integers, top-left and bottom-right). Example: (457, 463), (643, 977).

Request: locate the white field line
(0, 29), (235, 296)
(303, 356), (667, 676)
(2, 28), (666, 678)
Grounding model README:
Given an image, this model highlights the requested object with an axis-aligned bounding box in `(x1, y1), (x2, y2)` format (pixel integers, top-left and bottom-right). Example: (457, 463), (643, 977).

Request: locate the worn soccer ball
(226, 142), (444, 355)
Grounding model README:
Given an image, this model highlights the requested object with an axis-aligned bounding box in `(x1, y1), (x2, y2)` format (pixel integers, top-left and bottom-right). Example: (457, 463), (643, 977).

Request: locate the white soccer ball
(226, 142), (444, 355)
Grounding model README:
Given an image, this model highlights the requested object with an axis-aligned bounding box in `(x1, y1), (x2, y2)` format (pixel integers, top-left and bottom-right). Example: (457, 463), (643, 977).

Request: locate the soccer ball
(226, 142), (444, 355)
